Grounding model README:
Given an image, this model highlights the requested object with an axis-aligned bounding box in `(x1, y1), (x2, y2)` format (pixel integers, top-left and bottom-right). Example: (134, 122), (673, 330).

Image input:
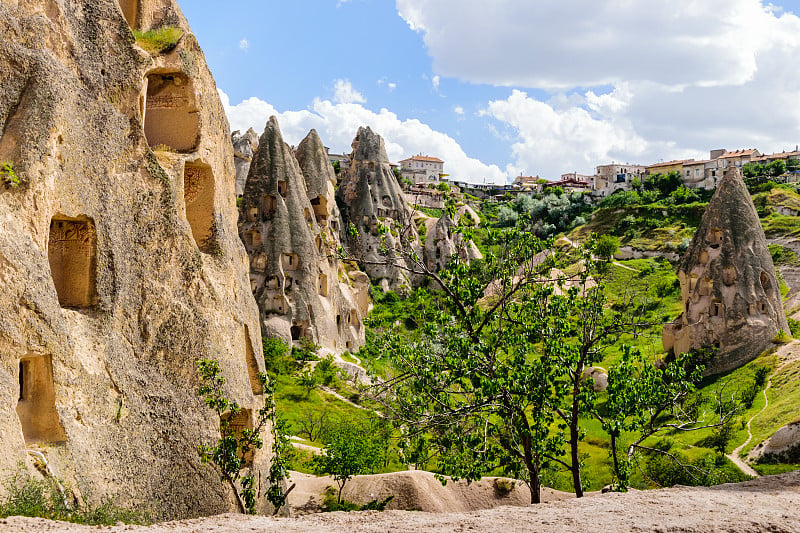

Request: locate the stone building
(399, 155), (444, 184)
(0, 0), (268, 518)
(239, 119), (368, 354)
(662, 167), (788, 375)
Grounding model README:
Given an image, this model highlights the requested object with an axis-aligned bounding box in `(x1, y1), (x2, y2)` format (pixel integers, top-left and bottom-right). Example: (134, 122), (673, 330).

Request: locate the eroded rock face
(748, 422), (800, 463)
(233, 128), (259, 197)
(239, 119), (367, 354)
(663, 167), (789, 374)
(423, 205), (482, 272)
(336, 127), (422, 291)
(0, 0), (268, 519)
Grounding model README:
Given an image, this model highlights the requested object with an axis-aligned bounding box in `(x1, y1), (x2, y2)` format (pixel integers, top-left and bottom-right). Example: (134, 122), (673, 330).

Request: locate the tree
(767, 159), (787, 177)
(197, 359), (273, 514)
(312, 418), (380, 503)
(296, 369), (319, 398)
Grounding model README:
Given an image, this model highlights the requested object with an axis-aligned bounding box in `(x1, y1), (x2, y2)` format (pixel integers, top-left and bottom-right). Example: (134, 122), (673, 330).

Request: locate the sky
(181, 0), (800, 185)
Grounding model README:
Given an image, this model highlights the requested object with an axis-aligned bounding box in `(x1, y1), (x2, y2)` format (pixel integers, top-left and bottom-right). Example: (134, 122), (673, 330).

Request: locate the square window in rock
(263, 195), (277, 217)
(311, 196), (328, 226)
(282, 253), (300, 271)
(144, 72), (199, 152)
(318, 273), (328, 297)
(48, 217), (97, 308)
(16, 355), (66, 444)
(184, 162), (216, 252)
(119, 0), (138, 28)
(277, 180), (287, 197)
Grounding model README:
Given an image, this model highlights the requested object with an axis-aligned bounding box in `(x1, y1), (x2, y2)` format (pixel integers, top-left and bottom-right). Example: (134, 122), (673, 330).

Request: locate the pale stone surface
(581, 366), (608, 392)
(662, 167), (789, 375)
(232, 128), (258, 197)
(423, 205), (483, 272)
(0, 0), (269, 519)
(239, 119), (366, 354)
(748, 422), (800, 462)
(335, 127), (422, 291)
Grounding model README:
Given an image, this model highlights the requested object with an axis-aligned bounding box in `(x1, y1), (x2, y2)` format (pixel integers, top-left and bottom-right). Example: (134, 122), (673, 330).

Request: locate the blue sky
(181, 1), (800, 184)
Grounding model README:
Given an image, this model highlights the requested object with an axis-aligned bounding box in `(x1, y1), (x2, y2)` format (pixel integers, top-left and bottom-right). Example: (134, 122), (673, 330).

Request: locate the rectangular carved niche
(16, 355), (67, 444)
(222, 409), (254, 466)
(49, 217), (97, 308)
(144, 72), (199, 152)
(119, 0), (138, 28)
(244, 327), (263, 395)
(184, 162), (216, 251)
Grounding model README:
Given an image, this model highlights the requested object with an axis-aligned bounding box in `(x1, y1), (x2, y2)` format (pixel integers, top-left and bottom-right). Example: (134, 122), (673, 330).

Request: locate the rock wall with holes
(336, 127), (423, 291)
(663, 167), (789, 375)
(423, 205), (483, 272)
(232, 128), (258, 198)
(239, 118), (369, 354)
(0, 0), (268, 519)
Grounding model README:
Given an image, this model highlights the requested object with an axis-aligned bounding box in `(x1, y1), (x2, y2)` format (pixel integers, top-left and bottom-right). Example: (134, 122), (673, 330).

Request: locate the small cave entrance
(262, 195), (277, 218)
(247, 229), (262, 248)
(16, 355), (67, 444)
(291, 321), (310, 341)
(144, 72), (199, 152)
(184, 162), (216, 251)
(48, 217), (97, 308)
(119, 0), (138, 28)
(222, 409), (254, 465)
(350, 309), (360, 330)
(244, 327), (263, 395)
(760, 271), (772, 295)
(318, 273), (328, 297)
(282, 253), (300, 271)
(252, 253), (267, 272)
(707, 228), (723, 249)
(277, 180), (287, 198)
(310, 196), (329, 226)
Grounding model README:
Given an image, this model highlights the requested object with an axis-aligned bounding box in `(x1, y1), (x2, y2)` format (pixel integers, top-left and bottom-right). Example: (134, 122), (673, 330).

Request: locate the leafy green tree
(742, 162), (764, 178)
(312, 418), (380, 503)
(197, 359), (274, 514)
(767, 159), (787, 177)
(297, 369), (319, 397)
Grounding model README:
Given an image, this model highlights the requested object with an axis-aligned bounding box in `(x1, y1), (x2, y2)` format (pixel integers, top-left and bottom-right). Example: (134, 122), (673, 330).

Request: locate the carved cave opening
(310, 196), (328, 226)
(119, 0), (138, 28)
(247, 230), (262, 248)
(708, 228), (723, 248)
(184, 162), (216, 251)
(760, 271), (772, 295)
(244, 327), (263, 395)
(277, 180), (287, 198)
(282, 253), (300, 271)
(318, 273), (328, 297)
(16, 355), (66, 444)
(263, 195), (277, 217)
(49, 217), (97, 308)
(222, 409), (254, 465)
(144, 72), (199, 152)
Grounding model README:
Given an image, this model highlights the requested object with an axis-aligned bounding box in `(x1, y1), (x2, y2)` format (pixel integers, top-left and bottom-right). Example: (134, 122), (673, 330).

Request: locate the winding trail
(726, 385), (770, 477)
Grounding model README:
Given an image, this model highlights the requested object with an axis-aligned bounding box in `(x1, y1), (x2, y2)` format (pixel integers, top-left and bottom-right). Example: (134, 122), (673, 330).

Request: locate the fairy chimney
(662, 167), (789, 374)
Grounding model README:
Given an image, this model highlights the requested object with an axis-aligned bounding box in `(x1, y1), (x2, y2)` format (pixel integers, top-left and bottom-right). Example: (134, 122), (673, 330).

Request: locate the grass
(745, 357), (800, 456)
(0, 471), (150, 525)
(133, 27), (183, 54)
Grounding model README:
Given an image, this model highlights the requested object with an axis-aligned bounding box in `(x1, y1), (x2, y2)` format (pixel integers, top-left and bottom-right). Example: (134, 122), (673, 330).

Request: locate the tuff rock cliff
(239, 118), (368, 354)
(423, 205), (483, 272)
(335, 127), (422, 291)
(663, 167), (789, 374)
(0, 0), (268, 519)
(232, 128), (258, 197)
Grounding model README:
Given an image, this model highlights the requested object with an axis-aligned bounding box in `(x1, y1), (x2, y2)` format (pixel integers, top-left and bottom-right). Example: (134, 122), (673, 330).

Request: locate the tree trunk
(528, 467), (541, 504)
(610, 431), (622, 486)
(338, 481), (345, 504)
(570, 376), (584, 498)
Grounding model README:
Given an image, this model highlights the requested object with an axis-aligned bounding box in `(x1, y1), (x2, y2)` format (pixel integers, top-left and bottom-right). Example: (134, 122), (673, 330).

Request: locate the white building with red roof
(399, 154), (445, 184)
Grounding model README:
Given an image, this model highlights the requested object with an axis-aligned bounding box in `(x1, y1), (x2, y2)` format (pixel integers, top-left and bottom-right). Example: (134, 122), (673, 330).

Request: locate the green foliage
(595, 234), (619, 260)
(769, 244), (800, 267)
(292, 338), (320, 363)
(312, 417), (383, 503)
(332, 160), (341, 175)
(417, 206), (444, 218)
(0, 471), (149, 525)
(197, 359), (276, 514)
(1, 162), (19, 188)
(437, 182), (450, 192)
(320, 486), (394, 512)
(641, 443), (748, 487)
(507, 191), (591, 237)
(133, 27), (184, 54)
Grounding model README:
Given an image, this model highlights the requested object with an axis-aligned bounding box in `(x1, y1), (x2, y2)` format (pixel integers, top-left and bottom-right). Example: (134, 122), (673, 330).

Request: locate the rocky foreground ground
(2, 470), (799, 533)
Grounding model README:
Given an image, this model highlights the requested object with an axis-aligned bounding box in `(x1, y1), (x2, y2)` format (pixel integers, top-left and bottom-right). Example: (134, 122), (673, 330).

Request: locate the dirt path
(4, 470), (800, 533)
(727, 385), (769, 477)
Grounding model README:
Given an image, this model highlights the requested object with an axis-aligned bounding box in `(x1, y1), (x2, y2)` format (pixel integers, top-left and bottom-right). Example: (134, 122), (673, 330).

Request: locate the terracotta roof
(645, 159), (694, 169)
(401, 155), (444, 163)
(719, 149), (758, 159)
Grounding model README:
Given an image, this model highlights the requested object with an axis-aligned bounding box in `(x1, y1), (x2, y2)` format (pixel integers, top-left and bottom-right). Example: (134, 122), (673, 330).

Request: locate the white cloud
(377, 78), (398, 91)
(432, 75), (440, 90)
(333, 79), (366, 104)
(238, 38), (249, 51)
(219, 90), (507, 184)
(396, 0), (800, 89)
(454, 105), (464, 115)
(388, 82), (397, 91)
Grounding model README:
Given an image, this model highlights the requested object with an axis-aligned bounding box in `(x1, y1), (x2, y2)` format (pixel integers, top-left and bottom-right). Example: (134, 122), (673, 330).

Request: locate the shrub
(493, 478), (516, 496)
(133, 27), (184, 54)
(1, 162), (20, 188)
(320, 486), (394, 512)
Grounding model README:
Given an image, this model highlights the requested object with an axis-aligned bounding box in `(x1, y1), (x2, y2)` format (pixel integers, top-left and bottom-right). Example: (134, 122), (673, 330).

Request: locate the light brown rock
(0, 0), (269, 519)
(663, 167), (789, 374)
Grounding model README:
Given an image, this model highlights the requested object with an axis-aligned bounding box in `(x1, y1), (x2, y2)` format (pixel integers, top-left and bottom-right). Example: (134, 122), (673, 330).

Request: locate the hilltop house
(400, 155), (444, 184)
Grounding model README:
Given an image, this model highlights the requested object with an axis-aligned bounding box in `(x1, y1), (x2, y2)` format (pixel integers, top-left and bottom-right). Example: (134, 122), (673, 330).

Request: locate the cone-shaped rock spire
(663, 166), (789, 374)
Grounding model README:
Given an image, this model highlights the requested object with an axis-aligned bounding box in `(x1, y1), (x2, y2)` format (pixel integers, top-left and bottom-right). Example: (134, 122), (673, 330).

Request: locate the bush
(133, 27), (184, 54)
(1, 162), (20, 188)
(493, 478), (516, 496)
(0, 471), (149, 525)
(320, 486), (394, 512)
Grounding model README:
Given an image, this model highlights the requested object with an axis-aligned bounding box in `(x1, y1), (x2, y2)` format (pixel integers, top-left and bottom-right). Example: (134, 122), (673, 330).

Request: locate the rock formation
(423, 205), (483, 272)
(663, 167), (789, 374)
(336, 127), (422, 291)
(748, 421), (800, 463)
(239, 118), (368, 354)
(0, 0), (269, 518)
(233, 128), (259, 197)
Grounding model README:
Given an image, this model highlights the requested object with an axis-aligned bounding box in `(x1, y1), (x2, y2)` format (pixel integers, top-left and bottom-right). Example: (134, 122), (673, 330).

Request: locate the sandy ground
(2, 470), (800, 532)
